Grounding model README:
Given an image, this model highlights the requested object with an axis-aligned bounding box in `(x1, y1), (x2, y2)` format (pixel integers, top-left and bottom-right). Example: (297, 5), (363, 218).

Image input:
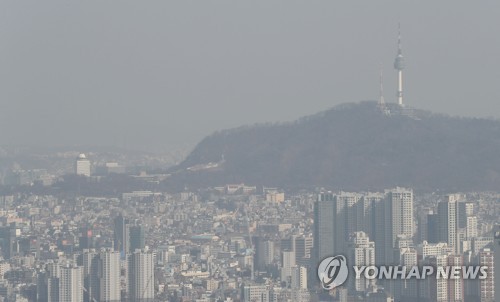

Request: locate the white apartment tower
(348, 231), (376, 293)
(98, 249), (121, 302)
(75, 153), (91, 177)
(478, 249), (494, 302)
(383, 187), (413, 264)
(437, 194), (466, 254)
(59, 265), (83, 302)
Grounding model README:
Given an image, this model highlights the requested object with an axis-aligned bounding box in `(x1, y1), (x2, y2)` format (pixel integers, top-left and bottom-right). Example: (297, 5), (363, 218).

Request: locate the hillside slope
(167, 102), (500, 191)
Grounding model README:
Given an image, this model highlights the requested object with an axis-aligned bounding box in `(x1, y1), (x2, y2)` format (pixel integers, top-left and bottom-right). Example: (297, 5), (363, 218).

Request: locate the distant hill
(165, 101), (500, 192)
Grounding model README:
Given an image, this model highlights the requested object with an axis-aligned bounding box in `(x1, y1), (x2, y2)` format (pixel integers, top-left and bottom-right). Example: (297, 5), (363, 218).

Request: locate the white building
(59, 265), (83, 302)
(348, 231), (376, 293)
(477, 249), (494, 302)
(98, 249), (121, 302)
(466, 216), (478, 239)
(382, 187), (414, 264)
(75, 153), (91, 177)
(280, 250), (296, 284)
(417, 241), (450, 259)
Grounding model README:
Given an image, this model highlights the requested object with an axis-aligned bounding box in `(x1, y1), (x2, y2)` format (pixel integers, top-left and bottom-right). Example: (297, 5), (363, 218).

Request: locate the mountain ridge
(165, 101), (500, 192)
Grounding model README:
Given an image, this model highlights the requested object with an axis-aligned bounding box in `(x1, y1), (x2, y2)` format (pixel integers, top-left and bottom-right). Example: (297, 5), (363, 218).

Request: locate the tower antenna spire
(394, 23), (405, 106)
(379, 63), (385, 108)
(398, 22), (402, 54)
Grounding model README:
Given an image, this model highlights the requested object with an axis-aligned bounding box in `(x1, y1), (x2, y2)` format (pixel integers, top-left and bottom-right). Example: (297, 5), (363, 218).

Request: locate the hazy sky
(1, 1), (499, 152)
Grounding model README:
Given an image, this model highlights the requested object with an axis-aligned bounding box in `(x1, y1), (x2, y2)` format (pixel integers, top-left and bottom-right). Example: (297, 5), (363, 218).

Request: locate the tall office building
(37, 269), (49, 302)
(339, 192), (363, 253)
(0, 226), (18, 259)
(128, 250), (154, 302)
(79, 228), (94, 250)
(427, 213), (440, 243)
(255, 238), (274, 270)
(281, 235), (313, 266)
(372, 196), (388, 266)
(129, 225), (145, 253)
(113, 214), (130, 257)
(314, 192), (336, 263)
(75, 154), (91, 177)
(280, 236), (295, 254)
(295, 236), (313, 267)
(417, 208), (433, 243)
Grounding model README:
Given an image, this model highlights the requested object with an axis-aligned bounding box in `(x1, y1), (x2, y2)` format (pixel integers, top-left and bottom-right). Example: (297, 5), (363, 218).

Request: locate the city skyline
(0, 2), (499, 301)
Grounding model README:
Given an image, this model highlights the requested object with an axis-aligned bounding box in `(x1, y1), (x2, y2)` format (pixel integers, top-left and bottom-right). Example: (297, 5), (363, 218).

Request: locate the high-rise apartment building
(128, 250), (154, 302)
(383, 187), (414, 264)
(348, 231), (376, 293)
(78, 249), (121, 302)
(437, 194), (467, 255)
(97, 249), (121, 302)
(478, 249), (494, 302)
(314, 188), (413, 268)
(41, 262), (83, 302)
